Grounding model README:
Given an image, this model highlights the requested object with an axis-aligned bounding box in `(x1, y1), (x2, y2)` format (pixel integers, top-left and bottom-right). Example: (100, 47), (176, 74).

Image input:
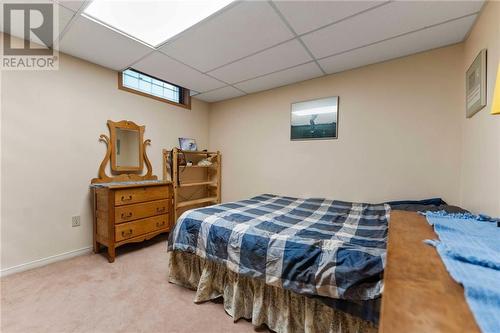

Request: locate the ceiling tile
(208, 39), (312, 84)
(302, 0), (483, 59)
(273, 0), (386, 35)
(195, 86), (245, 103)
(132, 51), (226, 93)
(56, 5), (76, 39)
(55, 0), (88, 13)
(235, 62), (323, 94)
(0, 4), (74, 47)
(319, 15), (477, 75)
(59, 15), (152, 71)
(159, 1), (294, 72)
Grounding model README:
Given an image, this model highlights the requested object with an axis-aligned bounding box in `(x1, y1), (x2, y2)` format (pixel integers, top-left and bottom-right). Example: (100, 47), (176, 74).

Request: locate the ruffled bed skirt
(168, 251), (377, 333)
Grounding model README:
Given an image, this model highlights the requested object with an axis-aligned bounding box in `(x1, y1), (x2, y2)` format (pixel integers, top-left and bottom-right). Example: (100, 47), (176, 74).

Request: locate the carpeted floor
(0, 235), (262, 333)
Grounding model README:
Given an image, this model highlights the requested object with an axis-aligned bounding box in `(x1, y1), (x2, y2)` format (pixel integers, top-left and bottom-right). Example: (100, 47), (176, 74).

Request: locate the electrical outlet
(72, 215), (81, 227)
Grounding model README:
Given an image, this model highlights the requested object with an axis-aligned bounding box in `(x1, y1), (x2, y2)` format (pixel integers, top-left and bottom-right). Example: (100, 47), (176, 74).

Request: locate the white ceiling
(4, 1), (484, 103)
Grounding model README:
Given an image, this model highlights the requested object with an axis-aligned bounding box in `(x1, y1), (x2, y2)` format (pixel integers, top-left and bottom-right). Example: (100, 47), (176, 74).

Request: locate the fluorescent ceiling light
(292, 106), (337, 116)
(83, 0), (234, 46)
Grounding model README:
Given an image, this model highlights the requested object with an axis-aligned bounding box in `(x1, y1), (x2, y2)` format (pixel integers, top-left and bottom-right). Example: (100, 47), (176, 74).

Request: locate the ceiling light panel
(83, 0), (234, 46)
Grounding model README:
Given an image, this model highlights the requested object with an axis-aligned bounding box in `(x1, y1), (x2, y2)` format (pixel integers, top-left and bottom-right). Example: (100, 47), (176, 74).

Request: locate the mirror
(291, 96), (338, 140)
(91, 120), (158, 183)
(108, 120), (144, 173)
(116, 128), (140, 168)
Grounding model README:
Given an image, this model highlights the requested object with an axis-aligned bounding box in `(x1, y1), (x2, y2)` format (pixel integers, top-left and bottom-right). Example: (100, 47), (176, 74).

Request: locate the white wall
(208, 44), (464, 205)
(1, 49), (209, 271)
(460, 1), (500, 217)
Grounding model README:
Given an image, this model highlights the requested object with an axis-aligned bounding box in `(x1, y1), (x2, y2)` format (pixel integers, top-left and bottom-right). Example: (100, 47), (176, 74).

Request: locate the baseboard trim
(1, 246), (93, 277)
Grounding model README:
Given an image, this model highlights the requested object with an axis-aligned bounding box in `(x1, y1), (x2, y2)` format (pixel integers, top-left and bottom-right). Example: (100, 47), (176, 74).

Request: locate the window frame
(118, 69), (191, 109)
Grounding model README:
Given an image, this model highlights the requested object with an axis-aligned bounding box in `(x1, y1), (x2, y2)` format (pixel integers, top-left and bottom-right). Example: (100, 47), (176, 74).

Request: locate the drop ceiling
(9, 1), (486, 103)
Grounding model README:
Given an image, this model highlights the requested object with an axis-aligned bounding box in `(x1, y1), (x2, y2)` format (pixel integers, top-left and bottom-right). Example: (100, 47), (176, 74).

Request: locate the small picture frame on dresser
(179, 137), (197, 151)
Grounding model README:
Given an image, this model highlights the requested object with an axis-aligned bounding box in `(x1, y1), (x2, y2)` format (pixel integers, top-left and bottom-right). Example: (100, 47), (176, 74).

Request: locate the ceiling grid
(267, 1), (326, 75)
(37, 0), (484, 102)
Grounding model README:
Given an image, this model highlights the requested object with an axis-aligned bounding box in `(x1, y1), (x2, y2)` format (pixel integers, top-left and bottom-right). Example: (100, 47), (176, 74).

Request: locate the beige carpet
(0, 235), (263, 333)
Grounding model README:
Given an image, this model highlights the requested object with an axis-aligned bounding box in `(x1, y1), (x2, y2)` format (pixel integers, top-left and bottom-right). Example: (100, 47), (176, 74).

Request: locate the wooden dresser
(379, 211), (480, 333)
(92, 181), (173, 262)
(90, 120), (174, 262)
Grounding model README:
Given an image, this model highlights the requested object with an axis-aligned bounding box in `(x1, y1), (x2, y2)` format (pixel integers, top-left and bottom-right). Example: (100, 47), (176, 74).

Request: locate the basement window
(118, 69), (191, 109)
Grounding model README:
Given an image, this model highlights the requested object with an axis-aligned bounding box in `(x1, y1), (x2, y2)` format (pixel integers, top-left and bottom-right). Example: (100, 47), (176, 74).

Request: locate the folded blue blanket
(424, 211), (500, 333)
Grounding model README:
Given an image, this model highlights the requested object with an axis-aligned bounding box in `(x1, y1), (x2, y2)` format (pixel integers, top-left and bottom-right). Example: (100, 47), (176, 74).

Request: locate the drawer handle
(121, 212), (133, 219)
(156, 221), (166, 228)
(156, 207), (166, 213)
(121, 195), (133, 202)
(121, 229), (133, 237)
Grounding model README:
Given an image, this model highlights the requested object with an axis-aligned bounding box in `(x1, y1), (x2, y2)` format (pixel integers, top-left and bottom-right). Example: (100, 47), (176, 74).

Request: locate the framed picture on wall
(466, 49), (487, 118)
(291, 96), (338, 140)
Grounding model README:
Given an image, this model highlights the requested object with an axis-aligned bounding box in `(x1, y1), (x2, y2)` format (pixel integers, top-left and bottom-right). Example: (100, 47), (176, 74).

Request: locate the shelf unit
(179, 181), (217, 188)
(177, 196), (218, 208)
(163, 148), (221, 222)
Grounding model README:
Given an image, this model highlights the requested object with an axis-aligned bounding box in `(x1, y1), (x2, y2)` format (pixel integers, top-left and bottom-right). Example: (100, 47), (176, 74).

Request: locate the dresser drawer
(114, 186), (169, 206)
(115, 214), (169, 242)
(114, 199), (169, 224)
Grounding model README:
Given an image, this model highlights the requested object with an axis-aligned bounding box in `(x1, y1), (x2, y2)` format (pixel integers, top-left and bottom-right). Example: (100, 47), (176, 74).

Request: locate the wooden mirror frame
(109, 120), (144, 173)
(91, 120), (158, 184)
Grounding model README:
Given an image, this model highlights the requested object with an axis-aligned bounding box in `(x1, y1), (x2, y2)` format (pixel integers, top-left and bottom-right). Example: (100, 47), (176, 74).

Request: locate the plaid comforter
(168, 194), (390, 301)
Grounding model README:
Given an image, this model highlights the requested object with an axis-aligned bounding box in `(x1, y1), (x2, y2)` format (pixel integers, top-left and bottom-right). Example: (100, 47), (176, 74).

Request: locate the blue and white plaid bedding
(168, 194), (390, 301)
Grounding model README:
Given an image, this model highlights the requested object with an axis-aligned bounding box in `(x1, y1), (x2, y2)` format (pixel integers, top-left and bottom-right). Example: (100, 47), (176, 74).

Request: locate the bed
(167, 194), (392, 333)
(167, 194), (469, 332)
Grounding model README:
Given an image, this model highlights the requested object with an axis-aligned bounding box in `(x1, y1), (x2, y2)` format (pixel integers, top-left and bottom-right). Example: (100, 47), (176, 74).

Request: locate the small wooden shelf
(179, 181), (217, 188)
(179, 151), (218, 155)
(163, 148), (221, 222)
(177, 196), (218, 208)
(181, 165), (211, 168)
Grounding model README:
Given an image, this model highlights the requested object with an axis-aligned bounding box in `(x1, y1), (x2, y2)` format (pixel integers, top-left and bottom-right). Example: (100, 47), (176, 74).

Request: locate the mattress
(168, 194), (390, 323)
